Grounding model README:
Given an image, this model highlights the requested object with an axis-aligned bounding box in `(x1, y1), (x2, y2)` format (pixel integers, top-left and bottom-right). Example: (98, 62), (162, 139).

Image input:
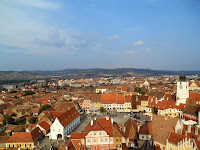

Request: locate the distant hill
(0, 68), (199, 81)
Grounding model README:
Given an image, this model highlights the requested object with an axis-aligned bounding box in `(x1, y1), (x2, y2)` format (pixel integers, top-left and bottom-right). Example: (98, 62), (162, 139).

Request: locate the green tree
(24, 90), (35, 96)
(28, 117), (36, 124)
(100, 107), (105, 112)
(152, 107), (158, 114)
(38, 104), (51, 114)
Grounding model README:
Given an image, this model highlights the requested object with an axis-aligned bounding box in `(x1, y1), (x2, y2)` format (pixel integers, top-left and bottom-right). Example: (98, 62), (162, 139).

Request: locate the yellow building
(6, 132), (34, 150)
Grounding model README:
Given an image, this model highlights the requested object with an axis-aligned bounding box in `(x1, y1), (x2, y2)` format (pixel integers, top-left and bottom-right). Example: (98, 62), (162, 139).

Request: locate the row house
(90, 94), (101, 112)
(67, 117), (129, 150)
(146, 99), (185, 118)
(182, 104), (200, 122)
(49, 107), (80, 140)
(189, 81), (200, 91)
(132, 95), (149, 111)
(95, 86), (111, 94)
(166, 132), (200, 150)
(101, 94), (125, 112)
(138, 115), (182, 150)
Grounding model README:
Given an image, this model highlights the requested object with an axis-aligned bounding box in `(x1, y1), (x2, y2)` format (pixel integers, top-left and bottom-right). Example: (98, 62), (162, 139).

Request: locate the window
(101, 146), (103, 149)
(109, 145), (112, 149)
(99, 132), (101, 135)
(30, 144), (32, 147)
(105, 139), (108, 142)
(94, 139), (96, 143)
(115, 138), (118, 142)
(94, 146), (97, 150)
(58, 129), (60, 132)
(116, 144), (118, 148)
(19, 144), (21, 148)
(120, 144), (122, 148)
(25, 144), (27, 147)
(119, 138), (121, 142)
(101, 139), (103, 143)
(94, 132), (96, 135)
(8, 145), (10, 148)
(105, 145), (108, 149)
(142, 136), (144, 139)
(12, 144), (14, 148)
(87, 139), (90, 143)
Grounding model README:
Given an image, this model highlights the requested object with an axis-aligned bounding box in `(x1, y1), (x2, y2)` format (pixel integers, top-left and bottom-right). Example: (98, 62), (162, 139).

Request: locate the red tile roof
(139, 121), (152, 135)
(7, 132), (33, 143)
(101, 94), (125, 104)
(38, 121), (50, 131)
(168, 132), (186, 145)
(84, 118), (113, 137)
(57, 107), (80, 127)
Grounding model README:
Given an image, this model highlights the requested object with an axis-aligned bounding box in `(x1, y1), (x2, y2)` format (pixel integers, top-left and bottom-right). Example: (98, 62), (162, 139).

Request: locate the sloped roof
(38, 121), (50, 131)
(101, 93), (125, 104)
(124, 118), (138, 138)
(168, 132), (186, 145)
(139, 121), (152, 135)
(84, 118), (113, 137)
(57, 107), (80, 127)
(182, 104), (199, 116)
(31, 127), (43, 142)
(152, 115), (178, 145)
(7, 132), (33, 143)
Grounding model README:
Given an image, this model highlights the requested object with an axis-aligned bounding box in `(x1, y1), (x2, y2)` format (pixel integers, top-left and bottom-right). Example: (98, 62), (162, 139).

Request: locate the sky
(0, 0), (200, 71)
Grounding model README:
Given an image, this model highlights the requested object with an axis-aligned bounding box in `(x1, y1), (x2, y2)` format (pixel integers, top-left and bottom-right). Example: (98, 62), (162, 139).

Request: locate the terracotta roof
(139, 121), (152, 135)
(124, 118), (138, 138)
(96, 86), (111, 89)
(189, 93), (200, 102)
(84, 118), (113, 137)
(183, 104), (199, 116)
(101, 93), (125, 104)
(57, 107), (80, 127)
(6, 132), (33, 143)
(147, 100), (185, 110)
(71, 133), (88, 139)
(38, 121), (50, 131)
(168, 132), (186, 145)
(31, 127), (43, 142)
(152, 115), (178, 145)
(90, 94), (101, 103)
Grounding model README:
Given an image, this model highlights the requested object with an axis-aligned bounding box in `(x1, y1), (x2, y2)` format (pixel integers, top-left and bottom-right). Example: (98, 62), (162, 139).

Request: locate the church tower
(176, 73), (189, 105)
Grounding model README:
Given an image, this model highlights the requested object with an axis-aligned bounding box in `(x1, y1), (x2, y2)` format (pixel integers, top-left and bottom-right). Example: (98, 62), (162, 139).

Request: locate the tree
(152, 107), (158, 114)
(24, 91), (35, 96)
(38, 104), (51, 114)
(28, 117), (36, 124)
(100, 107), (105, 112)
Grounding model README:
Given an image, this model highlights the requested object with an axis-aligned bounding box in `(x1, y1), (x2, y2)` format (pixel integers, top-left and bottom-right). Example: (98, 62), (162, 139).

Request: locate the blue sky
(0, 0), (200, 71)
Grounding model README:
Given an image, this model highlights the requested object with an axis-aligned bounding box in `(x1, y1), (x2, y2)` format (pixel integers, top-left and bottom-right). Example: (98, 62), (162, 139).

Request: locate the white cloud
(125, 51), (135, 54)
(1, 0), (61, 9)
(109, 35), (120, 40)
(134, 41), (144, 45)
(144, 48), (151, 52)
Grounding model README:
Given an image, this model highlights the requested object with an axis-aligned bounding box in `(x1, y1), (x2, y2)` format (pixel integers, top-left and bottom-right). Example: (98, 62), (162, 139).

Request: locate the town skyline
(0, 0), (200, 71)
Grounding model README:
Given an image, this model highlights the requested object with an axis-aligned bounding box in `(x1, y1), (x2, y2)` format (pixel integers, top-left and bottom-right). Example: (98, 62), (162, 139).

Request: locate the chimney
(187, 125), (191, 133)
(105, 116), (109, 120)
(91, 119), (93, 126)
(111, 118), (113, 124)
(94, 117), (97, 120)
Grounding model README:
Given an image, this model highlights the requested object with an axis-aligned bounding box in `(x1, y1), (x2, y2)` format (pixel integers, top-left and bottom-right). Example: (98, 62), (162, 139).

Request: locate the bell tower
(176, 72), (189, 105)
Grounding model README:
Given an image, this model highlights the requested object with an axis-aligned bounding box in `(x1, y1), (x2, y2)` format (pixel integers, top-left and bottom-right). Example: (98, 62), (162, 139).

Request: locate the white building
(176, 74), (189, 105)
(49, 107), (80, 140)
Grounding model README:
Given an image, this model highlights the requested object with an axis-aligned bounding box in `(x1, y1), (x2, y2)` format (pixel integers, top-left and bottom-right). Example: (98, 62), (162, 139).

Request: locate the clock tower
(176, 73), (189, 105)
